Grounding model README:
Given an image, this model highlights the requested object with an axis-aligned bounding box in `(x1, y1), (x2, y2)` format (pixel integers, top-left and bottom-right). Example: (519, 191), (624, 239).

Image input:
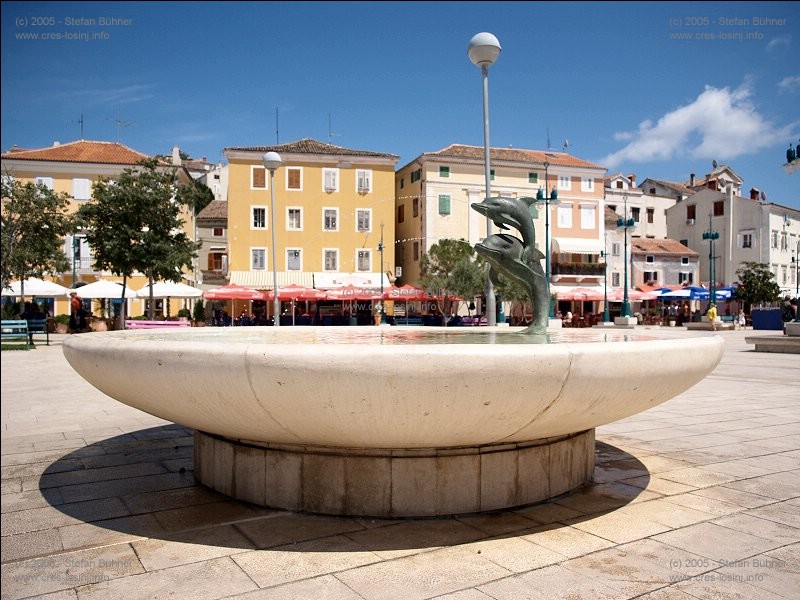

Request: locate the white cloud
(766, 36), (791, 53)
(778, 76), (800, 94)
(601, 83), (793, 169)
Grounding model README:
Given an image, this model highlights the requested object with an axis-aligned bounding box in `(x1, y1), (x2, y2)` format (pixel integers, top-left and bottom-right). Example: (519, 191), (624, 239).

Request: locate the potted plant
(192, 299), (206, 327)
(177, 308), (192, 322)
(53, 314), (70, 334)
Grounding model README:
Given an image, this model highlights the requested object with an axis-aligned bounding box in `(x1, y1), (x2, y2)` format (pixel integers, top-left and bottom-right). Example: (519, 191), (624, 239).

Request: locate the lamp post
(793, 240), (799, 322)
(263, 151), (282, 326)
(378, 222), (387, 324)
(617, 193), (634, 317)
(468, 31), (501, 327)
(601, 234), (610, 322)
(71, 235), (80, 288)
(535, 161), (558, 317)
(702, 213), (719, 305)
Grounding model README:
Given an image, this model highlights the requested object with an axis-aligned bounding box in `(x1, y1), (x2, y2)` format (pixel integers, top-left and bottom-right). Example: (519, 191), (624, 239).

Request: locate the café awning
(552, 237), (603, 254)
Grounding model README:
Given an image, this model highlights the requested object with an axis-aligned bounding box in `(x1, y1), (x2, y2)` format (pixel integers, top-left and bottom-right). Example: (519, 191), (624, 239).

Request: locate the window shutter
(252, 167), (266, 188)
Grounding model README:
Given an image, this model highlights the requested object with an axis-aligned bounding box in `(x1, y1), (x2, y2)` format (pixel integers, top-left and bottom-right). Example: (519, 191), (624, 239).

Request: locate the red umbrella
(202, 284), (267, 301)
(383, 284), (429, 300)
(326, 285), (382, 300)
(266, 285), (327, 301)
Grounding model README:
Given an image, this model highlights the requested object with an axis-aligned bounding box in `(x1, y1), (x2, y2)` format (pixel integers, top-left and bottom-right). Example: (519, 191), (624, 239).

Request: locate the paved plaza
(1, 329), (798, 599)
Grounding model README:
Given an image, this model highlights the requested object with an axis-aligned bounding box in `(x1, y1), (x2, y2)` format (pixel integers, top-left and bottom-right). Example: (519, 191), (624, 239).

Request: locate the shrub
(193, 299), (205, 322)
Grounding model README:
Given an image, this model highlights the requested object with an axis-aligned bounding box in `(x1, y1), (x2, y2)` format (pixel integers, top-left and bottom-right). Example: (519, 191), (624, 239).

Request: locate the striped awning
(552, 237), (603, 254)
(228, 271), (390, 290)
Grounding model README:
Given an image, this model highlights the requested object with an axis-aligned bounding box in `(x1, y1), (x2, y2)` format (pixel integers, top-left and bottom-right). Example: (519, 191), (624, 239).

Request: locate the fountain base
(194, 429), (595, 517)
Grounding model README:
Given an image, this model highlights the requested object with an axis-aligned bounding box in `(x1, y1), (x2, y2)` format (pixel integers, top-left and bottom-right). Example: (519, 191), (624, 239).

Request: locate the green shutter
(438, 194), (451, 215)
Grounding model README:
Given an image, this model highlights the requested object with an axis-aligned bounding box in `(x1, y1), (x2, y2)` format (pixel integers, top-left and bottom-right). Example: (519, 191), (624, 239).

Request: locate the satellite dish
(562, 139), (570, 151)
(712, 160), (718, 169)
(760, 191), (767, 202)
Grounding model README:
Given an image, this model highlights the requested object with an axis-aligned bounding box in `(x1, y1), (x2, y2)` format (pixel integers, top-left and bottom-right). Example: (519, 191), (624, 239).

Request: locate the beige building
(223, 139), (399, 300)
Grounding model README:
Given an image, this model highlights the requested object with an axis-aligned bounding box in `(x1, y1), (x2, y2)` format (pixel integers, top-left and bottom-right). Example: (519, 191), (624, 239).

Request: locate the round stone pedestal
(194, 429), (595, 517)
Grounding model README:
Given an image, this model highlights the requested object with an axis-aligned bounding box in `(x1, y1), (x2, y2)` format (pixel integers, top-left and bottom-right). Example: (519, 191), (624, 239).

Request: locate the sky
(2, 1), (799, 209)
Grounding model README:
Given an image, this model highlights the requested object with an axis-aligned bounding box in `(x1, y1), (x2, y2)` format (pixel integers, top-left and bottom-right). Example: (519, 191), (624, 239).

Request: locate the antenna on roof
(712, 159), (718, 169)
(72, 114), (84, 139)
(328, 113), (341, 145)
(546, 127), (551, 151)
(105, 107), (133, 142)
(562, 139), (570, 152)
(760, 190), (767, 202)
(275, 107), (279, 145)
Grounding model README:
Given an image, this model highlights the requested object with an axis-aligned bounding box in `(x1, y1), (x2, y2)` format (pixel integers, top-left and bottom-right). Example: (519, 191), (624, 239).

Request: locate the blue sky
(2, 1), (798, 209)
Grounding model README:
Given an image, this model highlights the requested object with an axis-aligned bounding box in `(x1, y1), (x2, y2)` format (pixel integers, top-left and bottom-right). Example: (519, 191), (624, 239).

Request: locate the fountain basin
(63, 327), (724, 516)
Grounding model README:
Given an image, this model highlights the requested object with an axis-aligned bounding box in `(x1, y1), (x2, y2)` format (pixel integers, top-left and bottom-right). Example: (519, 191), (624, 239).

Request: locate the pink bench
(125, 320), (192, 329)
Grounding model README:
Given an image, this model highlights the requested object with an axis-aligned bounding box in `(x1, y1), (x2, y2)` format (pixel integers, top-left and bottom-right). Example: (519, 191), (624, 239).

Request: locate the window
(213, 227), (224, 237)
(611, 242), (621, 256)
(251, 166), (266, 189)
(631, 207), (640, 222)
(581, 177), (594, 192)
(412, 197), (419, 218)
(780, 231), (788, 251)
(399, 177), (404, 189)
(287, 249), (301, 271)
(680, 239), (689, 247)
(557, 204), (572, 228)
(72, 178), (91, 200)
(558, 175), (571, 190)
(529, 172), (539, 184)
(324, 249), (338, 271)
(323, 168), (338, 192)
(646, 208), (655, 224)
(356, 209), (371, 232)
(713, 200), (724, 216)
(607, 204), (617, 213)
(398, 204), (405, 223)
(356, 169), (372, 193)
(686, 205), (696, 220)
(644, 271), (658, 282)
(413, 241), (419, 262)
(287, 208), (302, 230)
(438, 194), (451, 215)
(646, 255), (655, 263)
(738, 232), (753, 249)
(208, 252), (225, 271)
(681, 256), (690, 265)
(323, 208), (338, 231)
(439, 166), (450, 178)
(580, 205), (595, 229)
(616, 181), (624, 189)
(357, 249), (371, 272)
(410, 169), (421, 183)
(35, 176), (54, 190)
(490, 169), (495, 181)
(251, 248), (266, 270)
(612, 272), (621, 286)
(679, 272), (693, 284)
(251, 206), (267, 230)
(771, 230), (779, 249)
(287, 167), (302, 190)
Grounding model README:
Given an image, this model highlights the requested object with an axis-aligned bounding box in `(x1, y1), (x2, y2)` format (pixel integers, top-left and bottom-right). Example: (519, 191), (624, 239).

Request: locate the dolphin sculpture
(471, 195), (550, 333)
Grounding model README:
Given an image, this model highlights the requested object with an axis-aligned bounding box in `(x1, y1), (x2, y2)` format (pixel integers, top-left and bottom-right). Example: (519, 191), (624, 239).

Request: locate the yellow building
(224, 139), (399, 303)
(1, 140), (196, 319)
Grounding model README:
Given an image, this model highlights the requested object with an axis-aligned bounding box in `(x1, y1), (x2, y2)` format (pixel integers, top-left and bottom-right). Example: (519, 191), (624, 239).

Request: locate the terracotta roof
(421, 144), (605, 170)
(642, 178), (694, 196)
(1, 140), (150, 164)
(197, 200), (227, 220)
(225, 138), (398, 159)
(631, 238), (698, 256)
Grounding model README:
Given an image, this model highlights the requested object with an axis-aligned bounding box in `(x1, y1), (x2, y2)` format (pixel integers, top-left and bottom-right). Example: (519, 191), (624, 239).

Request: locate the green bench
(1, 319), (31, 348)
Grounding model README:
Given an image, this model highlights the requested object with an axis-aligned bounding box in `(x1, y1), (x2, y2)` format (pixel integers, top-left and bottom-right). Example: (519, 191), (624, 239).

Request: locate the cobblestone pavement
(2, 329), (798, 599)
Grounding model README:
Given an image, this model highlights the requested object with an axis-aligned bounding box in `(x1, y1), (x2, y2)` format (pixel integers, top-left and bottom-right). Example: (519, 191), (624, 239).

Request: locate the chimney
(749, 188), (759, 201)
(628, 174), (636, 187)
(689, 173), (695, 187)
(53, 141), (60, 147)
(171, 146), (181, 166)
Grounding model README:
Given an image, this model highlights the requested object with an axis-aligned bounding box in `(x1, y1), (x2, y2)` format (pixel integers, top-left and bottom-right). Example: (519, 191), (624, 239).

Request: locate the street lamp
(263, 151), (282, 326)
(468, 31), (501, 327)
(535, 161), (558, 317)
(617, 193), (634, 317)
(378, 222), (387, 324)
(702, 214), (719, 305)
(600, 234), (610, 322)
(71, 235), (80, 288)
(793, 240), (799, 322)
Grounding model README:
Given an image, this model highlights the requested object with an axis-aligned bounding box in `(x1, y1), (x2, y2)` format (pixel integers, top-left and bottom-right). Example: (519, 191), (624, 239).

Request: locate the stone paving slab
(2, 329), (798, 599)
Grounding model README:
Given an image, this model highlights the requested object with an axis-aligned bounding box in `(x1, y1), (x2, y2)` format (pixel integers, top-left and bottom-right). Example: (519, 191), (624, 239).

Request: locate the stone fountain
(62, 196), (724, 517)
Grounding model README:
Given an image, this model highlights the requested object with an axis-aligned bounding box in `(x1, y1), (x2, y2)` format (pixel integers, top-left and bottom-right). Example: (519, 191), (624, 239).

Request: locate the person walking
(706, 302), (717, 331)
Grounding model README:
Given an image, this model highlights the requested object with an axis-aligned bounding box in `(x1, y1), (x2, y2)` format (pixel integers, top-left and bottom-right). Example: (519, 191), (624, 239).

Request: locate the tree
(1, 176), (73, 296)
(734, 262), (782, 309)
(77, 159), (201, 320)
(419, 239), (483, 323)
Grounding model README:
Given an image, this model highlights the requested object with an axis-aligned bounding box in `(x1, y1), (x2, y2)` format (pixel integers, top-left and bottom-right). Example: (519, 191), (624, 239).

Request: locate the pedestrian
(69, 291), (86, 332)
(737, 309), (746, 329)
(706, 302), (717, 331)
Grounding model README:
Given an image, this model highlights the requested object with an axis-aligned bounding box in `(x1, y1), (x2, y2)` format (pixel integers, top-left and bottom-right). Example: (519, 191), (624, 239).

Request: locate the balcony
(551, 261), (605, 283)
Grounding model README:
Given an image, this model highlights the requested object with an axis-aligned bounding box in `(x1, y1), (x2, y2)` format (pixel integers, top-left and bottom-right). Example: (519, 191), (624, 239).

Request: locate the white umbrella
(2, 278), (69, 297)
(73, 279), (138, 299)
(136, 281), (202, 298)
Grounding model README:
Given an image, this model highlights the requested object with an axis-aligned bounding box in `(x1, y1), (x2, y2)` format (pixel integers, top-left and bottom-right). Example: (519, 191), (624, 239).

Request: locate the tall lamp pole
(535, 161), (558, 317)
(617, 192), (634, 317)
(71, 235), (80, 288)
(793, 240), (799, 322)
(601, 234), (610, 322)
(468, 32), (501, 327)
(378, 222), (387, 324)
(263, 152), (282, 326)
(702, 213), (719, 305)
